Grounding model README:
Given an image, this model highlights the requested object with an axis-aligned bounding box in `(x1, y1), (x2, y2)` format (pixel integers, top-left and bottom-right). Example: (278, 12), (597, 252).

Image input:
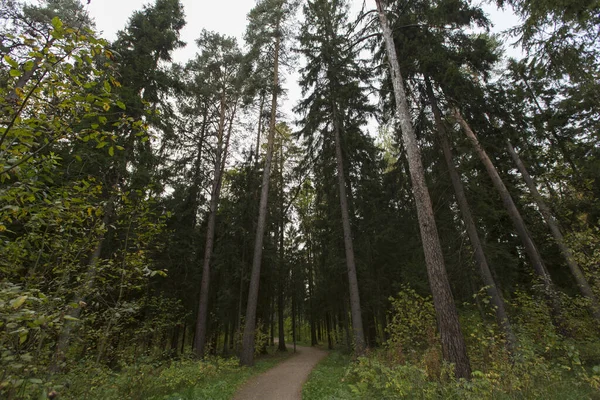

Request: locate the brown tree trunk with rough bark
(240, 24), (281, 366)
(452, 109), (553, 287)
(332, 108), (366, 354)
(506, 140), (600, 321)
(194, 93), (237, 357)
(375, 0), (471, 379)
(309, 253), (318, 346)
(425, 78), (517, 352)
(277, 143), (287, 352)
(255, 93), (265, 164)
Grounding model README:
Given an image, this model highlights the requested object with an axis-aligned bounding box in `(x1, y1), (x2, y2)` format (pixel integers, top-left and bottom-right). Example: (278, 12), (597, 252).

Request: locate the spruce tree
(296, 0), (376, 354)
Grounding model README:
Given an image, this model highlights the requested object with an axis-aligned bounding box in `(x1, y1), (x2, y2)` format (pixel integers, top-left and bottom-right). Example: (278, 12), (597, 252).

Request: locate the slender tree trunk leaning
(181, 322), (186, 354)
(332, 109), (366, 354)
(277, 144), (287, 351)
(326, 312), (334, 350)
(375, 0), (471, 379)
(292, 283), (297, 353)
(506, 140), (600, 321)
(309, 254), (318, 346)
(425, 78), (517, 352)
(194, 92), (230, 357)
(255, 93), (265, 164)
(452, 109), (553, 287)
(240, 27), (281, 367)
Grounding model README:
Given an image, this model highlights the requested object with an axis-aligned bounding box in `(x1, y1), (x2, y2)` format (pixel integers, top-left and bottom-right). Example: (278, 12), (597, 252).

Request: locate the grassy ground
(56, 347), (291, 400)
(302, 349), (600, 400)
(166, 351), (289, 400)
(302, 351), (358, 400)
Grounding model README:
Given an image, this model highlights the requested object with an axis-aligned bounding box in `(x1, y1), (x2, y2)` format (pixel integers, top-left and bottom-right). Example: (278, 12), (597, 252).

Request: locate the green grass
(56, 348), (291, 400)
(302, 351), (359, 400)
(302, 349), (600, 400)
(169, 352), (289, 400)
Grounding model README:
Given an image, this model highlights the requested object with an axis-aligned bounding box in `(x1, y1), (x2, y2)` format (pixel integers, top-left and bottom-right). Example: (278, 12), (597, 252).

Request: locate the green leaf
(19, 331), (28, 344)
(51, 16), (63, 30)
(108, 146), (114, 157)
(10, 296), (27, 309)
(116, 101), (126, 110)
(63, 315), (79, 321)
(103, 80), (111, 93)
(4, 55), (18, 68)
(29, 378), (43, 385)
(9, 69), (21, 77)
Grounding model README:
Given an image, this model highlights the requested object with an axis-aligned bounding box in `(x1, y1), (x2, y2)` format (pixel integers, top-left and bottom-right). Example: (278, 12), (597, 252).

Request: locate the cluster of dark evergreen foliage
(1, 0), (599, 398)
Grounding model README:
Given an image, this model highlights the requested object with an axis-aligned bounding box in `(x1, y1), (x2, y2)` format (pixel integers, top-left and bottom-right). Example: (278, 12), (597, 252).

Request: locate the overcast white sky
(83, 0), (520, 124)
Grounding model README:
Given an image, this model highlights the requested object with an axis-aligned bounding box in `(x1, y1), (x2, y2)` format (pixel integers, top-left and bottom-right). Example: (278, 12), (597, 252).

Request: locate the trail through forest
(233, 346), (327, 400)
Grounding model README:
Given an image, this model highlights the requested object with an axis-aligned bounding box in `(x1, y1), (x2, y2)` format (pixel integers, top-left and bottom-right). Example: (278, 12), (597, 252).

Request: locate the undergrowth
(48, 351), (288, 400)
(303, 286), (600, 399)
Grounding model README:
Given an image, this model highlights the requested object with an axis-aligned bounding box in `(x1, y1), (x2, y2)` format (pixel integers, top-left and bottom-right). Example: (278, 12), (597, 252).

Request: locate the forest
(1, 0), (600, 398)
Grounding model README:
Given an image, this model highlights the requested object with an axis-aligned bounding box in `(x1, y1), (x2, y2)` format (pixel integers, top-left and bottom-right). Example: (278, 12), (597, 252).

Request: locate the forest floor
(233, 345), (328, 400)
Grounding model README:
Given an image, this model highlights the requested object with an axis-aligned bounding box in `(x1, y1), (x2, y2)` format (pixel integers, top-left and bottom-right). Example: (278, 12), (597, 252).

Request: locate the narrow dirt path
(233, 345), (327, 400)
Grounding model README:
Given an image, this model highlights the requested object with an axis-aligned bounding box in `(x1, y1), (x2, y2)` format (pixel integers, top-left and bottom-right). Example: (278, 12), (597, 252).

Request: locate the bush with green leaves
(337, 286), (600, 399)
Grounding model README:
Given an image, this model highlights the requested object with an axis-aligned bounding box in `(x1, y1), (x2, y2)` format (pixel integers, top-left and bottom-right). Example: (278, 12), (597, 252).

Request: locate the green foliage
(43, 351), (287, 400)
(344, 351), (599, 399)
(302, 351), (359, 400)
(55, 356), (239, 400)
(385, 286), (438, 364)
(566, 224), (600, 298)
(327, 287), (600, 399)
(0, 283), (64, 397)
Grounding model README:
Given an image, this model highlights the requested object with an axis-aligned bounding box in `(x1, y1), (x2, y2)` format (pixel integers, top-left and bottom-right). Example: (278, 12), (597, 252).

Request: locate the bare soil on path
(233, 345), (328, 400)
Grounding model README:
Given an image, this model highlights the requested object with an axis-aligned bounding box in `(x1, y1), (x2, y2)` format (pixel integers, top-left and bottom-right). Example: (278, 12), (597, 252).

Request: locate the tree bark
(309, 254), (318, 346)
(255, 93), (265, 164)
(331, 106), (366, 354)
(292, 281), (297, 353)
(240, 22), (281, 366)
(277, 143), (287, 352)
(452, 109), (553, 288)
(506, 140), (600, 321)
(194, 91), (234, 357)
(375, 0), (471, 379)
(425, 78), (517, 352)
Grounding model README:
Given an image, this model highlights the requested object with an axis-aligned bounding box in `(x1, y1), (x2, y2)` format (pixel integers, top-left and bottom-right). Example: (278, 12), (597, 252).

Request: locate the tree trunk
(452, 109), (553, 288)
(309, 257), (318, 346)
(342, 300), (351, 349)
(194, 91), (230, 357)
(223, 323), (229, 355)
(277, 150), (287, 351)
(181, 322), (187, 355)
(292, 284), (297, 353)
(506, 140), (600, 321)
(270, 295), (275, 347)
(332, 107), (366, 354)
(375, 0), (471, 379)
(326, 312), (333, 350)
(425, 78), (517, 352)
(240, 23), (281, 367)
(255, 92), (265, 164)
